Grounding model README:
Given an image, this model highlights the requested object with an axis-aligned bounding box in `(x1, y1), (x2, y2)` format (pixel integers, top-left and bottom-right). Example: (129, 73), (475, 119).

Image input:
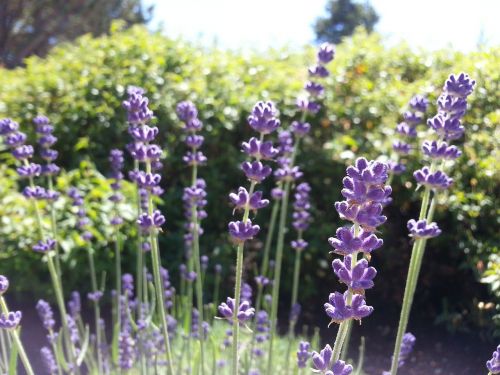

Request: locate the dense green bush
(0, 24), (498, 337)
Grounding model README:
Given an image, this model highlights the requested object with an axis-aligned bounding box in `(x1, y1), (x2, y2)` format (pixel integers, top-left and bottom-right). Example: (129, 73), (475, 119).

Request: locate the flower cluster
(388, 95), (428, 175)
(311, 344), (352, 375)
(410, 73), (475, 238)
(487, 345), (500, 374)
(227, 101), (279, 243)
(0, 275), (22, 331)
(34, 115), (60, 177)
(382, 332), (416, 374)
(218, 297), (255, 324)
(291, 182), (311, 251)
(68, 187), (93, 242)
(109, 149), (125, 226)
(326, 158), (391, 324)
(297, 341), (311, 368)
(123, 87), (166, 234)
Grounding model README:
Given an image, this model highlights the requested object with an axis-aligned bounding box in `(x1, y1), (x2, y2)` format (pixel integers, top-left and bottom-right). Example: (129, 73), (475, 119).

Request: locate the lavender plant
(389, 73), (476, 375)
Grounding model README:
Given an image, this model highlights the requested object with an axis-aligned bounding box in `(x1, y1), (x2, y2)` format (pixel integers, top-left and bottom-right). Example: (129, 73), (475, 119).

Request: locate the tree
(314, 0), (379, 44)
(0, 0), (152, 68)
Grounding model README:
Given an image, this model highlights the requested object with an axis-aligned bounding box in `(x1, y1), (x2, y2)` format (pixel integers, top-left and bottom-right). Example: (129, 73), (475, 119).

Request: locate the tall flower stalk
(389, 73), (475, 375)
(222, 101), (279, 375)
(123, 87), (175, 375)
(177, 100), (208, 374)
(325, 158), (391, 363)
(267, 42), (335, 373)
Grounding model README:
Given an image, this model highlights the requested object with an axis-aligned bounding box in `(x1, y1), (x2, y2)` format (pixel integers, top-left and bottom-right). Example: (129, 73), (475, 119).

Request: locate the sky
(147, 0), (500, 51)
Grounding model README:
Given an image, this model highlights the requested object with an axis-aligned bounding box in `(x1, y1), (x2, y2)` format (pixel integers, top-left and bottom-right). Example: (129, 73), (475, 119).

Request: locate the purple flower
(12, 145), (34, 160)
(5, 131), (27, 147)
(41, 347), (58, 375)
(183, 151), (207, 166)
(328, 226), (383, 255)
(68, 291), (81, 318)
(137, 210), (165, 231)
(274, 163), (303, 182)
(241, 161), (272, 182)
(271, 187), (284, 200)
(218, 297), (255, 323)
(413, 167), (453, 190)
(311, 344), (333, 371)
(122, 91), (153, 125)
(392, 140), (411, 155)
(176, 101), (198, 122)
(409, 95), (429, 113)
(407, 219), (441, 239)
(396, 122), (417, 138)
(317, 43), (335, 64)
(291, 121), (311, 137)
(308, 64), (329, 78)
(23, 186), (47, 200)
(427, 114), (464, 141)
(291, 239), (308, 251)
(296, 96), (321, 114)
(324, 291), (373, 324)
(87, 291), (104, 302)
(330, 360), (354, 375)
(255, 275), (270, 287)
(297, 341), (310, 368)
(278, 130), (294, 155)
(185, 134), (204, 149)
(229, 187), (269, 212)
(332, 255), (377, 291)
(32, 238), (57, 253)
(247, 101), (280, 134)
(228, 220), (260, 243)
(443, 73), (476, 99)
(17, 163), (41, 178)
(305, 81), (325, 97)
(0, 275), (9, 295)
(133, 171), (161, 190)
(487, 345), (500, 374)
(422, 140), (461, 160)
(0, 118), (19, 135)
(398, 333), (416, 367)
(0, 311), (22, 329)
(241, 137), (279, 160)
(118, 329), (135, 369)
(36, 300), (56, 331)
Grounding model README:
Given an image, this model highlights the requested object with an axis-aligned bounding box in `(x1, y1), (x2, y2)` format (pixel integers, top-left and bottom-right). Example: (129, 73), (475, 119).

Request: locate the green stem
(231, 180), (256, 375)
(0, 329), (8, 371)
(86, 245), (102, 373)
(114, 230), (122, 328)
(47, 175), (62, 279)
(354, 336), (365, 375)
(389, 158), (439, 375)
(0, 297), (34, 375)
(134, 159), (145, 310)
(266, 178), (291, 374)
(260, 194), (280, 278)
(340, 320), (353, 361)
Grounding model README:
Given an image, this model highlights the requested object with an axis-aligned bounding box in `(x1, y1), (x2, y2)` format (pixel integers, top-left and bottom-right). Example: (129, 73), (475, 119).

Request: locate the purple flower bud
(42, 163), (60, 176)
(437, 94), (467, 119)
(413, 167), (453, 190)
(0, 275), (9, 295)
(296, 96), (321, 113)
(228, 220), (260, 243)
(38, 134), (57, 147)
(317, 43), (335, 64)
(12, 145), (34, 160)
(409, 95), (429, 113)
(133, 171), (161, 190)
(241, 137), (279, 160)
(443, 73), (476, 99)
(17, 163), (41, 178)
(403, 111), (423, 125)
(271, 188), (284, 200)
(305, 81), (324, 97)
(392, 140), (411, 155)
(308, 64), (329, 78)
(40, 148), (58, 161)
(241, 161), (272, 182)
(229, 187), (269, 212)
(291, 239), (308, 251)
(183, 151), (207, 166)
(23, 186), (47, 200)
(36, 300), (55, 331)
(68, 291), (81, 318)
(0, 311), (22, 329)
(254, 275), (270, 287)
(427, 114), (464, 141)
(407, 219), (441, 239)
(0, 118), (19, 135)
(398, 333), (416, 367)
(297, 341), (310, 368)
(332, 255), (377, 291)
(487, 345), (500, 374)
(274, 164), (303, 182)
(185, 134), (204, 149)
(129, 125), (159, 142)
(312, 344), (333, 371)
(291, 121), (311, 137)
(122, 92), (153, 125)
(5, 131), (27, 147)
(87, 291), (104, 302)
(324, 291), (373, 324)
(41, 347), (58, 374)
(395, 122), (417, 138)
(176, 101), (198, 122)
(32, 238), (57, 253)
(422, 140), (461, 160)
(247, 101), (280, 134)
(218, 297), (255, 323)
(137, 210), (166, 231)
(331, 360), (354, 375)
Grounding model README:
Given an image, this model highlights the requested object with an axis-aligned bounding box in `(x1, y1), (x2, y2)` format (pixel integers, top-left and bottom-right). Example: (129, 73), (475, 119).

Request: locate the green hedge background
(0, 24), (498, 338)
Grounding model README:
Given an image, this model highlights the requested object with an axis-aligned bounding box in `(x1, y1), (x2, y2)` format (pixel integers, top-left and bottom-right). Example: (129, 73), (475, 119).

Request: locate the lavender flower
(36, 300), (56, 332)
(407, 219), (441, 239)
(312, 344), (353, 374)
(218, 297), (255, 323)
(40, 347), (58, 374)
(0, 275), (9, 295)
(68, 291), (81, 318)
(297, 341), (310, 368)
(0, 311), (22, 329)
(487, 345), (500, 374)
(118, 329), (135, 369)
(35, 115), (60, 177)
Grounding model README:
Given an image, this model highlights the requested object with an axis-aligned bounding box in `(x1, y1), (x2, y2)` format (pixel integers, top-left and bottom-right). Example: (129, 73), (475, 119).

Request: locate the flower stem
(260, 193), (280, 278)
(86, 245), (102, 373)
(231, 180), (256, 375)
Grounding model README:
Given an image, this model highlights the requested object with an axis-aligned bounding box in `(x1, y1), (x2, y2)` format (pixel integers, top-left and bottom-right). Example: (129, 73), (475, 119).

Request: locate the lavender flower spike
(297, 341), (310, 368)
(218, 297), (255, 323)
(0, 275), (9, 295)
(0, 311), (22, 329)
(487, 345), (500, 374)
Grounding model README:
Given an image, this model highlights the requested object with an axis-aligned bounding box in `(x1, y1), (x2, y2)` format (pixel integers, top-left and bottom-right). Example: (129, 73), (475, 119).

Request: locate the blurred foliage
(0, 25), (498, 338)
